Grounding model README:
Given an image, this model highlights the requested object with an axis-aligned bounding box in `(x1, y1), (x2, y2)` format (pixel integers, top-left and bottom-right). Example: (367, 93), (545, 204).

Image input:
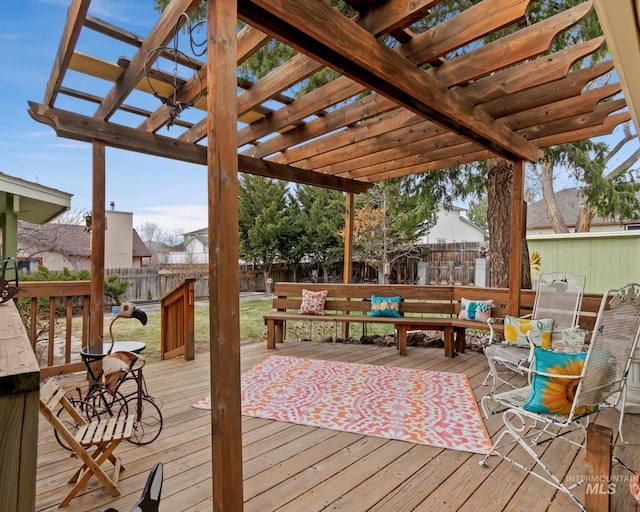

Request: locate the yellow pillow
(503, 315), (554, 348)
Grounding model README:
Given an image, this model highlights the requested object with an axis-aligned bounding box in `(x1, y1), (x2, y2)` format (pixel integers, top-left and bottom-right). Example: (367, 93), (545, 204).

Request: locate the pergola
(29, 0), (635, 509)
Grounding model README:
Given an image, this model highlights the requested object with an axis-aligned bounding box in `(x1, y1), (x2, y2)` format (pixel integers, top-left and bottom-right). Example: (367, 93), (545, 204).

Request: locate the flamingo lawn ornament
(102, 302), (148, 393)
(107, 301), (148, 355)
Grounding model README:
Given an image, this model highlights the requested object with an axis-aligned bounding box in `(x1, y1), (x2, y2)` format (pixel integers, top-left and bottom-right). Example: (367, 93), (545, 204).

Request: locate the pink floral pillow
(298, 289), (328, 315)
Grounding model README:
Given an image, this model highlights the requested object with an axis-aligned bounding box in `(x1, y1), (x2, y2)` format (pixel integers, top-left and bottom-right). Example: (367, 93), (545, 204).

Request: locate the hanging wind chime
(144, 12), (205, 128)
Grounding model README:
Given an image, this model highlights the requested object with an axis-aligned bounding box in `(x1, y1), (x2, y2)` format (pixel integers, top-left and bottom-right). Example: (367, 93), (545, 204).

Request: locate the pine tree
(238, 175), (290, 293)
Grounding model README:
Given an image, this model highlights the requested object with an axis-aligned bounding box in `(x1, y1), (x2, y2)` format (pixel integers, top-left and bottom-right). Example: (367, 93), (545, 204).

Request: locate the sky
(0, 0), (210, 235)
(1, 1), (639, 237)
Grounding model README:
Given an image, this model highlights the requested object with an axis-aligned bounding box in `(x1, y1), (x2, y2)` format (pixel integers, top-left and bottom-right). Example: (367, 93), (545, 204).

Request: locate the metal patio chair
(482, 271), (586, 397)
(99, 462), (163, 512)
(479, 282), (640, 511)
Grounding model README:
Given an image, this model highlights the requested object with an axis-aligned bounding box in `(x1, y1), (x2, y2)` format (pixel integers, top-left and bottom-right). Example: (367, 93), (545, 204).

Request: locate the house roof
(459, 215), (487, 234)
(27, 1), (632, 194)
(19, 222), (151, 259)
(526, 188), (638, 230)
(183, 227), (209, 237)
(132, 229), (152, 258)
(19, 222), (90, 257)
(0, 172), (72, 225)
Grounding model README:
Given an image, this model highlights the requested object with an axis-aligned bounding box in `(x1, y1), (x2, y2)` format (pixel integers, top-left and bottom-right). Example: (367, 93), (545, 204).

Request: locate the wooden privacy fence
(107, 266), (209, 301)
(160, 278), (195, 360)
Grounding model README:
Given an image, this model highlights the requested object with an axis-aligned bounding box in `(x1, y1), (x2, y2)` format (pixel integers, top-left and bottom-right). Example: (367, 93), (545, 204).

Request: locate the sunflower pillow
(503, 315), (553, 348)
(524, 348), (597, 417)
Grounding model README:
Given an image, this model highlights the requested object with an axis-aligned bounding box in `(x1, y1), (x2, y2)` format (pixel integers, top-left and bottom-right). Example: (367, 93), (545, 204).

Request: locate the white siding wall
(105, 210), (133, 268)
(419, 208), (485, 244)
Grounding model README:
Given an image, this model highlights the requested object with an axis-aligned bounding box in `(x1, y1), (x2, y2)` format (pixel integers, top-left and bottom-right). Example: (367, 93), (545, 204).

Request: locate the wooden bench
(264, 283), (509, 357)
(263, 283), (604, 358)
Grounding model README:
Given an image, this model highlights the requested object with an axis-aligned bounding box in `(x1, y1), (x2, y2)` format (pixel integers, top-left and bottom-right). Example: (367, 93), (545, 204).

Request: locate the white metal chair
(482, 271), (586, 397)
(479, 282), (640, 511)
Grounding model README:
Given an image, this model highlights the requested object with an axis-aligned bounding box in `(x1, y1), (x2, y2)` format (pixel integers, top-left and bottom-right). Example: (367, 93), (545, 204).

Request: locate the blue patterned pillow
(370, 295), (402, 318)
(458, 298), (493, 322)
(524, 348), (596, 417)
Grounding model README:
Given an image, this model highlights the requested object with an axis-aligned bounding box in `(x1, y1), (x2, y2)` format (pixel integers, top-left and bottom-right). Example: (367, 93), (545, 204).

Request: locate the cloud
(134, 204), (208, 234)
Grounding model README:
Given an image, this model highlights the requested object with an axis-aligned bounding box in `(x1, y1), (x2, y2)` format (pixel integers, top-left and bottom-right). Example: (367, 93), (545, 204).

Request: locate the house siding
(527, 231), (640, 294)
(419, 207), (485, 244)
(105, 210), (134, 268)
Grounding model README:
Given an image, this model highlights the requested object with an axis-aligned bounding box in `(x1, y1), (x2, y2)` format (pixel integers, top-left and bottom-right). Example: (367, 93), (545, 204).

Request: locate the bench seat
(264, 311), (458, 356)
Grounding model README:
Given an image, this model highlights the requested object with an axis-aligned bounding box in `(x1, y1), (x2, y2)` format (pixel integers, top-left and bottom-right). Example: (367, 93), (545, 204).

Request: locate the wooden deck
(36, 341), (640, 511)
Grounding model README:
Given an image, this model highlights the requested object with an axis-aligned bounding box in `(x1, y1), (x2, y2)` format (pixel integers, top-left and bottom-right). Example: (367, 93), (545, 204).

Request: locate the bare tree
(137, 221), (184, 264)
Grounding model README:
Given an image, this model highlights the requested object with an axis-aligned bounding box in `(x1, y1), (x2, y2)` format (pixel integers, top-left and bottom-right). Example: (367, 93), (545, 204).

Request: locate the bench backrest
(272, 283), (457, 316)
(270, 282), (604, 329)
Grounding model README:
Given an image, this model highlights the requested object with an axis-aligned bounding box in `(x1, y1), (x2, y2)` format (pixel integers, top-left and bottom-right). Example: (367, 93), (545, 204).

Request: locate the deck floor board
(35, 340), (639, 511)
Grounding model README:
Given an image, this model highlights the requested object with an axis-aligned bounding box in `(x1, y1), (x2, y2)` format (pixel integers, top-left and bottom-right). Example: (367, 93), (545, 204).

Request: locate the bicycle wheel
(54, 398), (99, 451)
(124, 395), (163, 445)
(85, 387), (128, 419)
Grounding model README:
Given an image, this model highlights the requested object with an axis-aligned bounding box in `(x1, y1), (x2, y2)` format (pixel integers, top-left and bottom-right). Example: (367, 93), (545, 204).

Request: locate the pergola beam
(27, 102), (371, 194)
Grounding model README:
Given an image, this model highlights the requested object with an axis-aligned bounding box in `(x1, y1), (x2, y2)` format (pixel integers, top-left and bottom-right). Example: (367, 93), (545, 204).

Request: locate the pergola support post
(206, 1), (244, 510)
(508, 159), (524, 315)
(342, 191), (355, 338)
(89, 140), (106, 346)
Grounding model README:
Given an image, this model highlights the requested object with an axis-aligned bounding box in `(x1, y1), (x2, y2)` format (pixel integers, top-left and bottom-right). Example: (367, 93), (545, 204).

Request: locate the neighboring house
(17, 209), (151, 271)
(418, 205), (487, 244)
(526, 188), (640, 236)
(157, 227), (208, 264)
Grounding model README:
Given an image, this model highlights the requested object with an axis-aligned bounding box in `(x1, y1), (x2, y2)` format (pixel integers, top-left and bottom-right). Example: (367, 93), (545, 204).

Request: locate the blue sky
(1, 1), (638, 236)
(0, 0), (209, 234)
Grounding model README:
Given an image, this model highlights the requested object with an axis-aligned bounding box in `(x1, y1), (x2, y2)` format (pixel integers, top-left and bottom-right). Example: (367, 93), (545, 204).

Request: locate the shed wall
(527, 232), (640, 294)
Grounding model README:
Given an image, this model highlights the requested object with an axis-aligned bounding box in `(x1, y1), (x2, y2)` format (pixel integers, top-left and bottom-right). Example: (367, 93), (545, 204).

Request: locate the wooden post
(343, 192), (354, 283)
(342, 192), (354, 338)
(207, 1), (244, 511)
(184, 278), (195, 361)
(585, 424), (613, 512)
(2, 193), (18, 272)
(90, 140), (106, 346)
(508, 159), (524, 316)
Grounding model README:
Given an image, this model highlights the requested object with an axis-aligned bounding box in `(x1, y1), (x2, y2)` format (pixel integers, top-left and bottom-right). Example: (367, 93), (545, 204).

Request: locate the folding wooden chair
(479, 282), (640, 511)
(39, 379), (135, 507)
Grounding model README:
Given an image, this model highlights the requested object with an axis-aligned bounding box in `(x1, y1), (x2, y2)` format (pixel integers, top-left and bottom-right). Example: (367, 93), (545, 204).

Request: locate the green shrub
(104, 273), (133, 306)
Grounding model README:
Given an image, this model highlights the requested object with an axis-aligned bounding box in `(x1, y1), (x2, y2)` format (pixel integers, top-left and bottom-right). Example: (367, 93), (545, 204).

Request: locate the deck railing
(15, 281), (91, 378)
(160, 278), (195, 360)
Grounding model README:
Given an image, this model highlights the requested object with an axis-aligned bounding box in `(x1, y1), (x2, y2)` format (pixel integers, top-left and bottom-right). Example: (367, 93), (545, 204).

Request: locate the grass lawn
(78, 299), (274, 362)
(82, 298), (397, 362)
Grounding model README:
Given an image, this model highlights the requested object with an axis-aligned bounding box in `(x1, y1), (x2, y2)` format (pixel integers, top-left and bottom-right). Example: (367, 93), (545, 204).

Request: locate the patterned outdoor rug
(192, 355), (492, 454)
